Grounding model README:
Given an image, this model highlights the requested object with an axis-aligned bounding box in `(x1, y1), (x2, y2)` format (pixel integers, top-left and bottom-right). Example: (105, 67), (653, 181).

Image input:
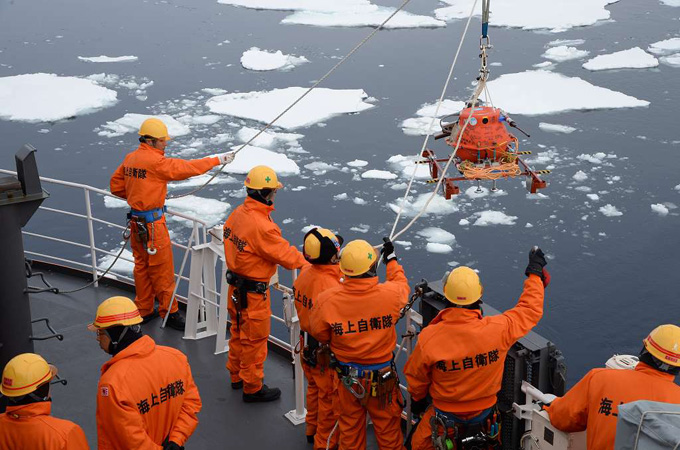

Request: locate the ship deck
(26, 263), (384, 449)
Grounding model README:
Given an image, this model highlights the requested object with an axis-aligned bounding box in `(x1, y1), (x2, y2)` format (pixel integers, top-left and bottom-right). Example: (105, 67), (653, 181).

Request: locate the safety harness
(225, 270), (269, 327)
(333, 358), (401, 409)
(430, 405), (501, 450)
(127, 206), (166, 255)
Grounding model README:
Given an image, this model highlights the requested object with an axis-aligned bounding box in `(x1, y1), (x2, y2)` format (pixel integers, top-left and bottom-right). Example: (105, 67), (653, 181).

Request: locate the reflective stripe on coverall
(96, 335), (202, 449)
(223, 196), (307, 394)
(0, 402), (89, 450)
(309, 260), (410, 450)
(545, 362), (680, 450)
(404, 274), (544, 450)
(293, 264), (343, 449)
(110, 143), (220, 318)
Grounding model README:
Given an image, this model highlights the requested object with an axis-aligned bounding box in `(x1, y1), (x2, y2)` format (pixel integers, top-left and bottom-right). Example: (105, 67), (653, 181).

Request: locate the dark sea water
(1, 0), (679, 395)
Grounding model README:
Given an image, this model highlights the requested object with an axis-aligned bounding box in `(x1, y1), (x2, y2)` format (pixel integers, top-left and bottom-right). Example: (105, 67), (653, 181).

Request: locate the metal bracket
(29, 317), (64, 341)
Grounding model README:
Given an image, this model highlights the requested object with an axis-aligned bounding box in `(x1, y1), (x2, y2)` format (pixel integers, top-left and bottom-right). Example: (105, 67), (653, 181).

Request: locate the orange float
(419, 105), (549, 199)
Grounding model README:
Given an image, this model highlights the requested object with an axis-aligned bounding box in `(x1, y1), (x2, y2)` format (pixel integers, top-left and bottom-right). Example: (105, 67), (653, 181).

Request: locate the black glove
(411, 396), (430, 417)
(163, 441), (182, 450)
(380, 237), (397, 264)
(525, 247), (547, 279)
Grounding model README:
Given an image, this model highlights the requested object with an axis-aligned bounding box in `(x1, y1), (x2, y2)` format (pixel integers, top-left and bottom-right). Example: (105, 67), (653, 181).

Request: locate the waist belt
(431, 405), (501, 450)
(129, 206), (166, 223)
(434, 406), (495, 426)
(336, 360), (391, 378)
(225, 270), (268, 294)
(300, 331), (320, 367)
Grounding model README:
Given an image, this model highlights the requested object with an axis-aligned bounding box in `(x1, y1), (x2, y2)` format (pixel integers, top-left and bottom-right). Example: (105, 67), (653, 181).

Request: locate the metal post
(83, 188), (99, 287)
(284, 268), (306, 425)
(0, 146), (49, 413)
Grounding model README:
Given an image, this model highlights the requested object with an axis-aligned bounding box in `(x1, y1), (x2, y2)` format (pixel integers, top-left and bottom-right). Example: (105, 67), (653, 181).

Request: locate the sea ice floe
(417, 227), (456, 244)
(547, 39), (586, 47)
(426, 243), (454, 254)
(387, 154), (431, 179)
(206, 87), (375, 129)
(361, 170), (397, 180)
(166, 196), (231, 227)
(353, 197), (367, 205)
(465, 186), (489, 199)
(97, 114), (190, 138)
(350, 224), (370, 233)
(225, 144), (300, 175)
(539, 122), (577, 133)
(0, 73), (117, 122)
(347, 159), (368, 167)
(648, 38), (680, 56)
(202, 88), (228, 96)
(401, 99), (466, 136)
(599, 204), (623, 217)
(542, 46), (589, 62)
(236, 126), (304, 149)
(218, 0), (445, 29)
(486, 70), (649, 115)
(87, 73), (153, 100)
(78, 55), (138, 63)
(651, 203), (669, 215)
(459, 219), (470, 226)
(388, 193), (459, 217)
(660, 54), (680, 67)
(305, 161), (338, 175)
(572, 170), (588, 182)
(577, 152), (615, 164)
(587, 193), (600, 201)
(178, 115), (222, 126)
(472, 210), (518, 226)
(582, 47), (659, 71)
(240, 47), (309, 71)
(660, 0), (680, 5)
(334, 193), (349, 201)
(99, 248), (135, 275)
(434, 0), (619, 33)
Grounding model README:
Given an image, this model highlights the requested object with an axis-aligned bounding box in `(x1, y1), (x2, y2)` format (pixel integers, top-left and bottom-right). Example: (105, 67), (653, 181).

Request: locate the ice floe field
(1, 0), (679, 382)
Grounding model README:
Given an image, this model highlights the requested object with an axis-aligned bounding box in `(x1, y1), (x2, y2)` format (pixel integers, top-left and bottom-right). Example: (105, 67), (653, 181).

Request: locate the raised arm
(257, 225), (307, 270)
(153, 156), (219, 182)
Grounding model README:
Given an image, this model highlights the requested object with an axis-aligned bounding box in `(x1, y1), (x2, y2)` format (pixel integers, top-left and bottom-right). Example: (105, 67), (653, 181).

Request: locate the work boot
(242, 384), (281, 403)
(141, 309), (159, 324)
(231, 380), (243, 390)
(165, 311), (186, 331)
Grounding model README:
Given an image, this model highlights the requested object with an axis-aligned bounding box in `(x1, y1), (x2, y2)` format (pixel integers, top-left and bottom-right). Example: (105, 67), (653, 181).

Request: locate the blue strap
(481, 0), (491, 39)
(337, 360), (391, 377)
(435, 406), (494, 426)
(130, 206), (167, 223)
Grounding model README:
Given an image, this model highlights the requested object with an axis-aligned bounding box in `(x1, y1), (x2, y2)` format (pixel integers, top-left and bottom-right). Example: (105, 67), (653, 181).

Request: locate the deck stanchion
(83, 189), (99, 286)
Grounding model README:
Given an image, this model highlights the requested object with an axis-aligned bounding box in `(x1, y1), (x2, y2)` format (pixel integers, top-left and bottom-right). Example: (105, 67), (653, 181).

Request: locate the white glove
(217, 151), (236, 165)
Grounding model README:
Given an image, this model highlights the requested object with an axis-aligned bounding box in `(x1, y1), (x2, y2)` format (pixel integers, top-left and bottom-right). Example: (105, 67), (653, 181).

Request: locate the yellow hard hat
(443, 266), (483, 306)
(643, 324), (680, 367)
(304, 227), (342, 263)
(339, 240), (377, 276)
(88, 296), (143, 330)
(1, 353), (57, 397)
(244, 165), (283, 190)
(138, 118), (171, 140)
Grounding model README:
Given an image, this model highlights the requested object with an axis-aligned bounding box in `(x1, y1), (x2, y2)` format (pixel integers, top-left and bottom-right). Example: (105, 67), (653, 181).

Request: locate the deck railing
(2, 168), (419, 430)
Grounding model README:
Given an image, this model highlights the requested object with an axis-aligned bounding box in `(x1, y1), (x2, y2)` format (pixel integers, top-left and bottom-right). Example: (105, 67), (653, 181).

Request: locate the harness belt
(128, 206), (166, 223)
(225, 270), (269, 327)
(127, 207), (166, 255)
(430, 405), (501, 450)
(335, 359), (400, 407)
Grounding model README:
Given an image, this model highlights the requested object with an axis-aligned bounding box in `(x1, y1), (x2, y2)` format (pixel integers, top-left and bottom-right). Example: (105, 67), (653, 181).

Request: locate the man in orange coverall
(223, 165), (307, 402)
(545, 324), (680, 450)
(404, 247), (548, 450)
(110, 117), (234, 330)
(90, 296), (201, 450)
(293, 227), (343, 448)
(310, 238), (410, 450)
(0, 353), (89, 449)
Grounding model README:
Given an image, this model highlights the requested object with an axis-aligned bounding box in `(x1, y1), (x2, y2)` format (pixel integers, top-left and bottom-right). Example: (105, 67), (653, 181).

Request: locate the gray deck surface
(26, 266), (386, 449)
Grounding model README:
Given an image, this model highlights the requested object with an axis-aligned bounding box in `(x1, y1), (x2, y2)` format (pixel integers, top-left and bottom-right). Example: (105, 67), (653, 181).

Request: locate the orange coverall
(310, 259), (410, 450)
(96, 335), (202, 449)
(404, 274), (544, 450)
(223, 196), (307, 394)
(545, 362), (680, 450)
(293, 263), (343, 449)
(0, 402), (89, 450)
(110, 143), (219, 318)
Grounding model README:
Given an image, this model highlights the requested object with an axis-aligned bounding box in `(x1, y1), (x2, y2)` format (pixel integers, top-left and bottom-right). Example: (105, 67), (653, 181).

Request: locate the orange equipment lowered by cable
(419, 105), (550, 199)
